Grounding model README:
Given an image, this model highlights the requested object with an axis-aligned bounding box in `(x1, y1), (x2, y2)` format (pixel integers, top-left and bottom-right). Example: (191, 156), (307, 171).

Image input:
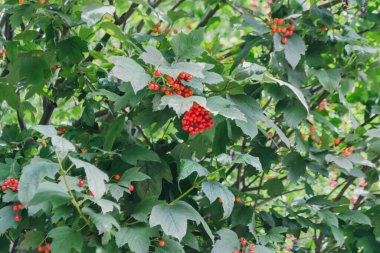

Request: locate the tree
(0, 0), (379, 252)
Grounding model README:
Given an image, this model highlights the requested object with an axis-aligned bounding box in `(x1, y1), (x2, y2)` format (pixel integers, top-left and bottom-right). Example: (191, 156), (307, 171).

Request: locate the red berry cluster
(1, 178), (19, 191)
(266, 18), (295, 44)
(233, 240), (256, 253)
(152, 21), (172, 35)
(181, 103), (214, 136)
(342, 147), (352, 157)
(12, 203), (23, 222)
(37, 243), (51, 253)
(0, 47), (6, 57)
(147, 72), (194, 97)
(57, 127), (66, 135)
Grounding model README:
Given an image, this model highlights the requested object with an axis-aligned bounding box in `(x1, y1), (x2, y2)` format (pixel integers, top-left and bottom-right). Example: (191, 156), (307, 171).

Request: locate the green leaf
(48, 226), (83, 253)
(282, 152), (306, 183)
(263, 178), (284, 196)
(51, 136), (76, 160)
(131, 197), (163, 222)
(331, 226), (344, 247)
(139, 46), (169, 67)
(115, 225), (158, 253)
(108, 56), (151, 93)
(119, 167), (151, 186)
(83, 208), (120, 234)
(179, 159), (210, 181)
(57, 37), (88, 64)
(69, 157), (109, 200)
(81, 3), (115, 26)
(0, 206), (18, 233)
(278, 98), (308, 128)
(255, 245), (276, 253)
(18, 158), (60, 205)
(285, 35), (306, 69)
(201, 181), (235, 219)
(233, 62), (266, 81)
(339, 210), (372, 226)
(155, 95), (207, 116)
(211, 229), (240, 253)
(315, 69), (341, 93)
(103, 116), (125, 151)
(242, 15), (270, 35)
(318, 210), (339, 228)
(0, 82), (20, 110)
(325, 154), (364, 177)
(121, 144), (160, 165)
(235, 153), (262, 171)
(33, 125), (57, 138)
(171, 29), (204, 59)
(149, 201), (214, 241)
(228, 95), (263, 139)
(18, 231), (45, 250)
(264, 73), (309, 114)
(206, 96), (246, 121)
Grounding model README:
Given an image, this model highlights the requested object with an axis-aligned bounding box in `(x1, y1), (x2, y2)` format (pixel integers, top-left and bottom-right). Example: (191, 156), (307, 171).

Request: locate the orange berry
(159, 240), (165, 247)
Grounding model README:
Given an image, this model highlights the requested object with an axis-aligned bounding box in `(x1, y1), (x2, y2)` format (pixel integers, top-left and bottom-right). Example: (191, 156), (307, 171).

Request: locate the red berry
(12, 205), (19, 212)
(186, 23), (191, 29)
(334, 139), (340, 145)
(159, 240), (165, 247)
(289, 25), (295, 31)
(57, 130), (63, 135)
(45, 243), (50, 249)
(317, 140), (322, 145)
(311, 135), (316, 141)
(250, 244), (256, 250)
(114, 174), (121, 181)
(18, 204), (23, 210)
(154, 70), (161, 77)
(301, 133), (307, 139)
(1, 185), (7, 191)
(347, 147), (352, 153)
(38, 246), (44, 252)
(179, 72), (186, 79)
(321, 26), (328, 32)
(44, 248), (49, 253)
(241, 238), (247, 246)
(14, 215), (21, 222)
(78, 179), (85, 187)
(129, 185), (135, 192)
(235, 196), (241, 203)
(289, 19), (293, 24)
(173, 29), (178, 34)
(310, 125), (316, 132)
(156, 21), (161, 27)
(281, 37), (288, 44)
(218, 197), (223, 203)
(81, 149), (87, 154)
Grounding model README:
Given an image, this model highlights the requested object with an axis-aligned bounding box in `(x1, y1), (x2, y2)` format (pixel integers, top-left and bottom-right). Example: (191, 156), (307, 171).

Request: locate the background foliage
(0, 0), (379, 252)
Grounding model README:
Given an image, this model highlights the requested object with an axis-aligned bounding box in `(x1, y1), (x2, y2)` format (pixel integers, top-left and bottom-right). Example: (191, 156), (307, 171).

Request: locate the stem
(56, 151), (91, 226)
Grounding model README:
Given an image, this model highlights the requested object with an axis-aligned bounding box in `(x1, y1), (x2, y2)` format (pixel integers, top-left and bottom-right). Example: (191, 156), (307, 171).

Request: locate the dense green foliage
(0, 0), (379, 252)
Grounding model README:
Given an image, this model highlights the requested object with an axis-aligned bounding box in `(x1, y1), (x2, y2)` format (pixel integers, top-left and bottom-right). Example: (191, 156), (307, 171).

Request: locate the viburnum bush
(0, 0), (379, 252)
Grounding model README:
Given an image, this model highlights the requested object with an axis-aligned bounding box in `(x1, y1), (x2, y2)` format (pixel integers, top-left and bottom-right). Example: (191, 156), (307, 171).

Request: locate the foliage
(0, 0), (379, 252)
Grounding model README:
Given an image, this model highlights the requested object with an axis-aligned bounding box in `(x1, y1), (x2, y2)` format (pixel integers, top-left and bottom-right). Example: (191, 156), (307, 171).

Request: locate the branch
(135, 125), (154, 150)
(196, 4), (220, 29)
(39, 97), (56, 125)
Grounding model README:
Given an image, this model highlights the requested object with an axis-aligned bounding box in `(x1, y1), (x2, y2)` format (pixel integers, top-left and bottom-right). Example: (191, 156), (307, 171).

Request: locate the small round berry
(301, 133), (307, 139)
(186, 23), (191, 29)
(1, 185), (7, 191)
(218, 197), (223, 203)
(311, 135), (316, 141)
(154, 69), (161, 77)
(317, 140), (322, 145)
(38, 246), (44, 252)
(45, 243), (50, 249)
(321, 26), (328, 32)
(173, 29), (178, 34)
(14, 215), (21, 222)
(281, 37), (288, 44)
(241, 238), (247, 246)
(129, 185), (135, 192)
(164, 28), (170, 34)
(81, 149), (87, 154)
(114, 174), (121, 181)
(78, 179), (85, 187)
(334, 139), (340, 145)
(156, 21), (162, 27)
(346, 147), (352, 153)
(159, 240), (165, 247)
(12, 205), (19, 212)
(250, 244), (256, 250)
(18, 204), (23, 210)
(235, 196), (241, 203)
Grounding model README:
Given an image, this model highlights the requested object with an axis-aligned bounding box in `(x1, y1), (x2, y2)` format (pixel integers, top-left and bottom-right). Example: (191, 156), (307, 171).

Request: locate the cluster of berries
(266, 18), (295, 44)
(12, 203), (23, 222)
(342, 146), (352, 157)
(152, 21), (178, 35)
(181, 103), (214, 136)
(1, 178), (19, 191)
(57, 127), (67, 135)
(359, 178), (367, 187)
(148, 71), (194, 97)
(37, 243), (51, 253)
(233, 239), (256, 253)
(0, 47), (6, 57)
(20, 0), (46, 4)
(318, 98), (328, 111)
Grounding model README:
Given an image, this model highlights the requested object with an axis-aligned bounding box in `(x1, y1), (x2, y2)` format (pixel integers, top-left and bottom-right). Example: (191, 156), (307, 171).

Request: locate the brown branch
(196, 4), (220, 29)
(39, 97), (56, 125)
